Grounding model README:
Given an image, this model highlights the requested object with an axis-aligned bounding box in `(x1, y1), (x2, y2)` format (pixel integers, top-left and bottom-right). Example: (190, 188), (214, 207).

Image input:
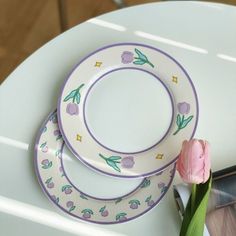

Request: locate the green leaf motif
(45, 177), (52, 184)
(109, 156), (122, 162)
(81, 209), (93, 214)
(40, 142), (47, 149)
(129, 199), (141, 205)
(69, 206), (76, 212)
(106, 160), (121, 172)
(145, 195), (152, 203)
(99, 206), (106, 213)
(181, 115), (194, 128)
(42, 161), (52, 169)
(99, 154), (121, 172)
(63, 89), (77, 102)
(80, 194), (88, 200)
(56, 135), (62, 141)
(115, 198), (122, 204)
(62, 185), (72, 192)
(63, 84), (85, 103)
(140, 178), (151, 188)
(135, 48), (148, 61)
(176, 114), (181, 127)
(75, 94), (81, 104)
(133, 60), (145, 65)
(116, 212), (127, 221)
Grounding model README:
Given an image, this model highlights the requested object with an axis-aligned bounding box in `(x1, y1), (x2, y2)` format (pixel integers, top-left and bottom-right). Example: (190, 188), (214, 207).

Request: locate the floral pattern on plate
(57, 43), (198, 178)
(35, 111), (175, 224)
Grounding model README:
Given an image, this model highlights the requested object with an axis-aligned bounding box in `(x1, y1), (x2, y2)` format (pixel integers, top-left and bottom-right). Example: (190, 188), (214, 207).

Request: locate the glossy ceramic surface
(1, 2), (236, 236)
(35, 111), (175, 224)
(58, 43), (198, 177)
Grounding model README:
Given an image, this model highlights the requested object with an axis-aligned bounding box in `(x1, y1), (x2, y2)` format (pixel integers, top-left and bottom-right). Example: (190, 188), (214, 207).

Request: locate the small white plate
(57, 43), (198, 178)
(34, 111), (175, 224)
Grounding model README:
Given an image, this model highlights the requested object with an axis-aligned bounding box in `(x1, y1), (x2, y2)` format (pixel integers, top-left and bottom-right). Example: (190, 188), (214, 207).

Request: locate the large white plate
(57, 43), (198, 178)
(34, 111), (175, 224)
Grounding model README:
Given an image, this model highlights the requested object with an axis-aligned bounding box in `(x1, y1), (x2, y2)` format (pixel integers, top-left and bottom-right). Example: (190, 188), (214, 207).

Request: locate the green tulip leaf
(63, 89), (77, 102)
(99, 206), (106, 213)
(145, 195), (152, 203)
(181, 115), (194, 128)
(106, 160), (121, 172)
(140, 178), (150, 188)
(176, 114), (181, 127)
(135, 48), (148, 61)
(108, 156), (122, 161)
(115, 198), (122, 204)
(133, 59), (146, 65)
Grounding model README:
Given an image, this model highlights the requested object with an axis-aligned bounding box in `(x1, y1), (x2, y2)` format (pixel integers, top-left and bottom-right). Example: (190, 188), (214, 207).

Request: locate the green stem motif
(133, 48), (155, 68)
(173, 114), (194, 135)
(99, 153), (121, 172)
(63, 83), (85, 104)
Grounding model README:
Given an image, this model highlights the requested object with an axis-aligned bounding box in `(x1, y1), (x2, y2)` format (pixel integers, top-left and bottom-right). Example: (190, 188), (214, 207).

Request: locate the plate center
(84, 68), (173, 153)
(62, 146), (142, 199)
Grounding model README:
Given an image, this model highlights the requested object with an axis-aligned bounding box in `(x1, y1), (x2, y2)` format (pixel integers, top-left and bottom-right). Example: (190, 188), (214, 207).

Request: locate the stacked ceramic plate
(34, 43), (198, 224)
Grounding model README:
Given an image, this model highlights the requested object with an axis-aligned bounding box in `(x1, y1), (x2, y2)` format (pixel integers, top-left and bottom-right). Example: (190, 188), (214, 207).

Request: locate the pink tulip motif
(176, 139), (212, 236)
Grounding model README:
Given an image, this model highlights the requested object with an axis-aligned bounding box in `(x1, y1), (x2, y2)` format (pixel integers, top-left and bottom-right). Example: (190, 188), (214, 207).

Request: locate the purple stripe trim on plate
(34, 110), (176, 224)
(83, 67), (174, 154)
(60, 141), (145, 201)
(57, 42), (199, 178)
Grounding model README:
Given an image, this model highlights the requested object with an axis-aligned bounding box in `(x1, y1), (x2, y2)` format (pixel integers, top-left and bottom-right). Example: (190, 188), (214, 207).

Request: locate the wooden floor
(0, 0), (235, 83)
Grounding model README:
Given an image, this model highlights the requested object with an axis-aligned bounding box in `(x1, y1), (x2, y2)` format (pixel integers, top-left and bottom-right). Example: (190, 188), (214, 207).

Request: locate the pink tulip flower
(177, 139), (210, 184)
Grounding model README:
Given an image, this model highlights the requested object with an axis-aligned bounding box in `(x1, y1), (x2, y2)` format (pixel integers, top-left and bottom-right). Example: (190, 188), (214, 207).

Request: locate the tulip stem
(191, 184), (197, 215)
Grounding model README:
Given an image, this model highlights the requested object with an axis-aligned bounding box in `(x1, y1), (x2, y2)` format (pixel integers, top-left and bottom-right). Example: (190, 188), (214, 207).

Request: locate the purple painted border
(60, 141), (145, 201)
(83, 67), (174, 154)
(57, 42), (199, 178)
(34, 112), (176, 224)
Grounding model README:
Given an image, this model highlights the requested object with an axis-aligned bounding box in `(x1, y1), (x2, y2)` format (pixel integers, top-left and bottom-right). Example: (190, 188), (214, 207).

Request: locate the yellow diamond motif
(156, 154), (164, 160)
(172, 76), (178, 83)
(95, 61), (102, 67)
(76, 134), (82, 142)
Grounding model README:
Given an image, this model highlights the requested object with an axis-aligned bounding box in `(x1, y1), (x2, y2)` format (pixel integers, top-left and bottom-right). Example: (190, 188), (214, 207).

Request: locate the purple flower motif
(59, 166), (63, 172)
(41, 159), (49, 165)
(42, 146), (48, 153)
(121, 156), (135, 169)
(177, 102), (190, 115)
(51, 116), (58, 124)
(51, 195), (57, 201)
(119, 216), (127, 221)
(101, 210), (109, 217)
(83, 212), (91, 219)
(81, 209), (93, 219)
(47, 182), (54, 188)
(66, 201), (74, 208)
(158, 182), (165, 189)
(148, 200), (154, 207)
(53, 130), (60, 136)
(65, 188), (72, 195)
(66, 103), (79, 116)
(130, 203), (138, 209)
(121, 51), (134, 64)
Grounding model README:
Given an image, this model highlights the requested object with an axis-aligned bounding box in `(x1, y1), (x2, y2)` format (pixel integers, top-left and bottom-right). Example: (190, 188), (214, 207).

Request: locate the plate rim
(57, 42), (199, 178)
(34, 110), (176, 224)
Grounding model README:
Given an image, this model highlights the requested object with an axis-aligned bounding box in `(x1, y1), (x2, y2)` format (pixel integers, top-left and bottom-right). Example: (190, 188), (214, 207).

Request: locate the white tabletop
(1, 1), (236, 235)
